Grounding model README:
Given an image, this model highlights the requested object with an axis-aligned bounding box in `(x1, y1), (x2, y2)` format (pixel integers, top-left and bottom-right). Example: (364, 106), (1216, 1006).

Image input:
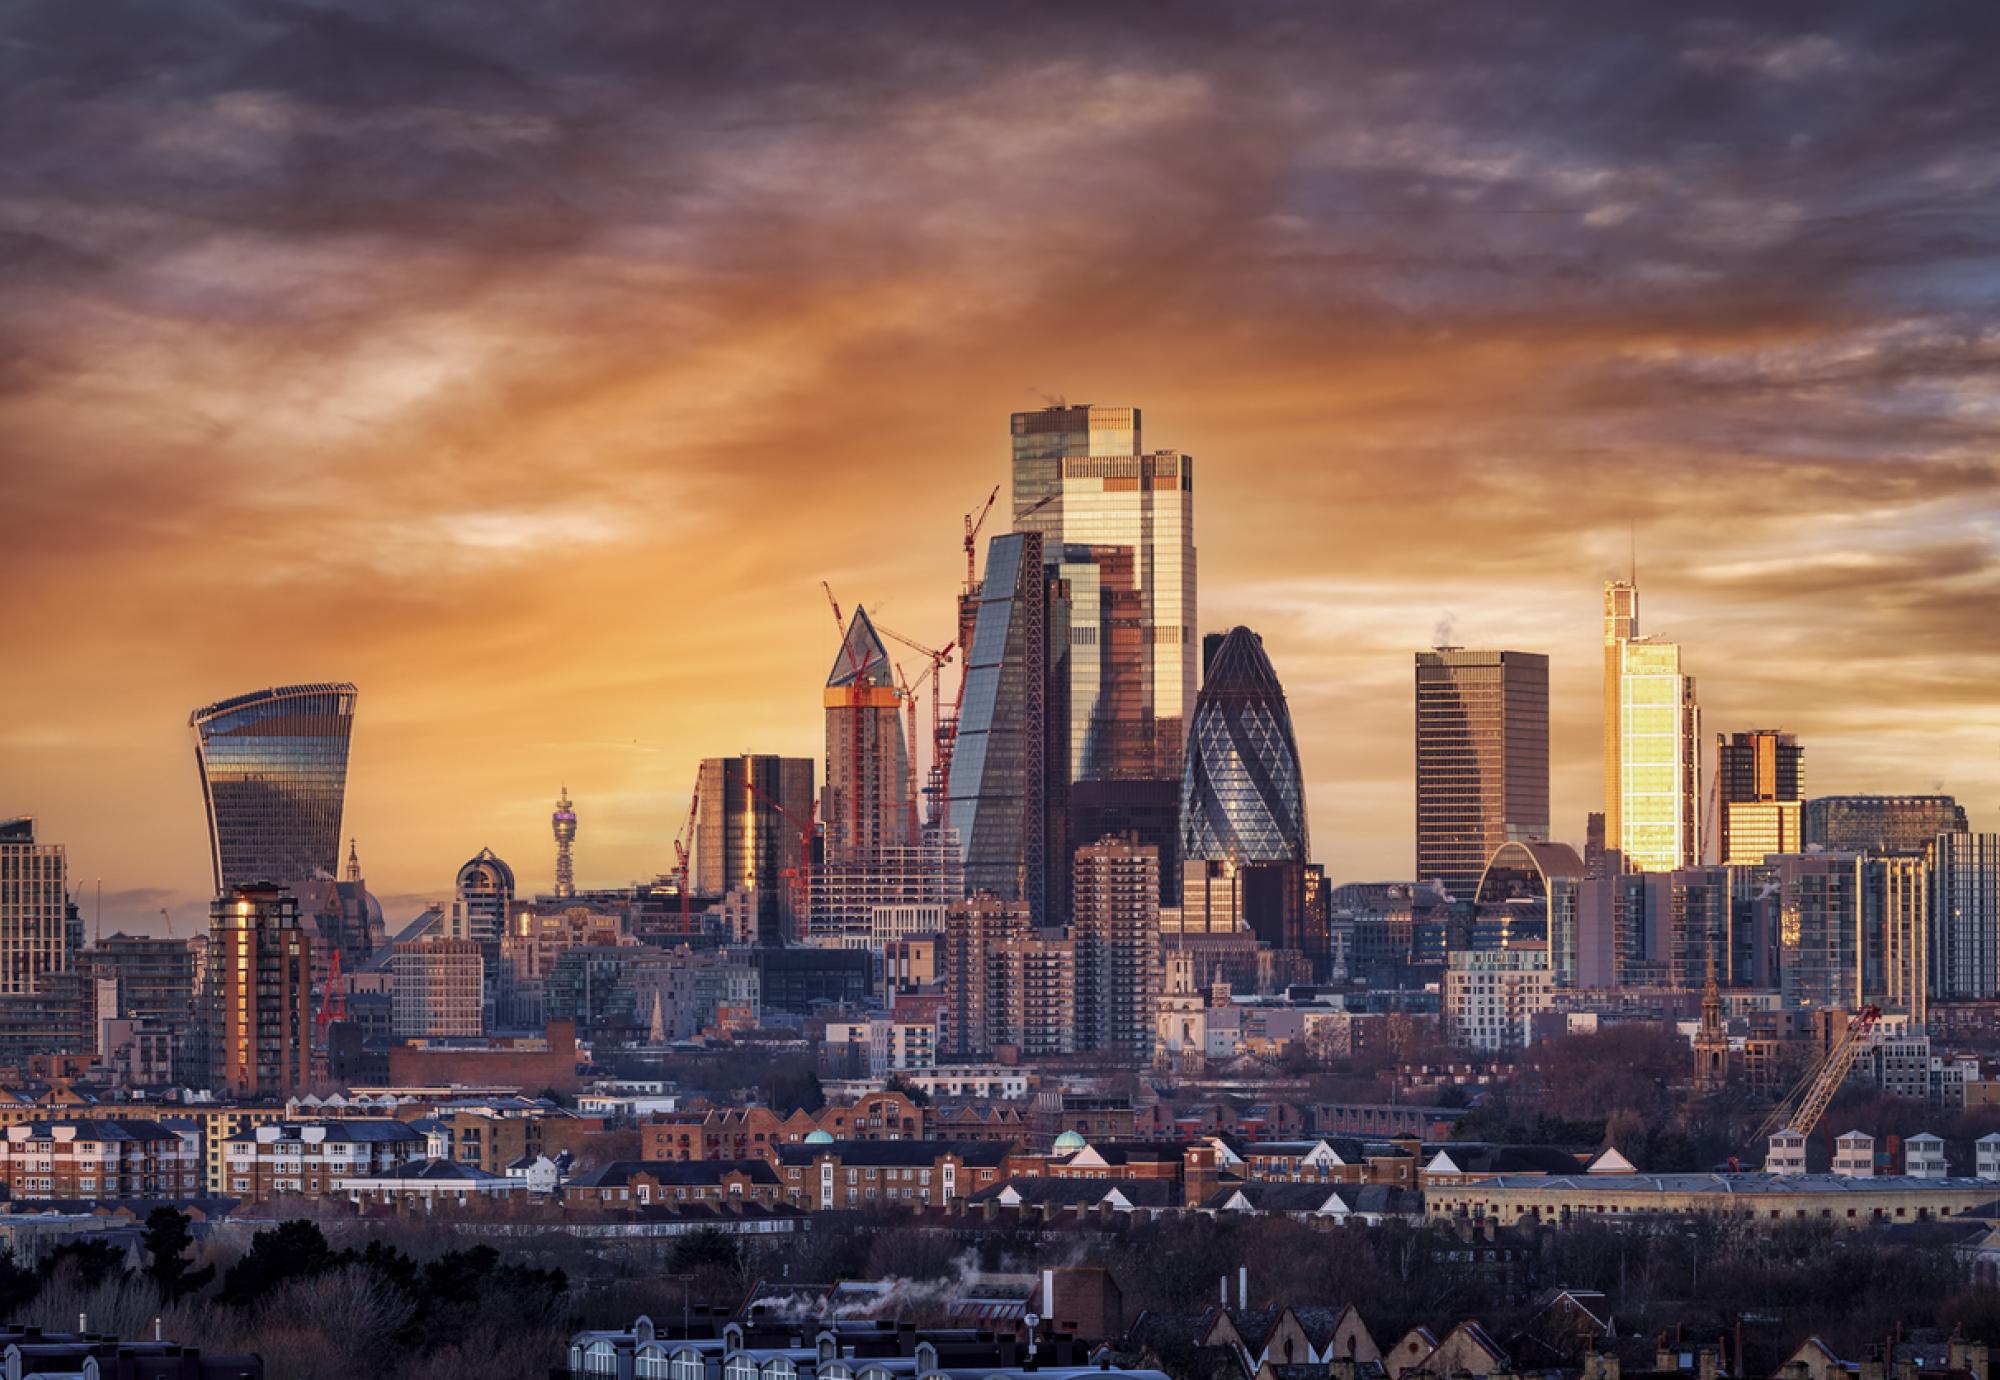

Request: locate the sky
(3, 1), (1998, 936)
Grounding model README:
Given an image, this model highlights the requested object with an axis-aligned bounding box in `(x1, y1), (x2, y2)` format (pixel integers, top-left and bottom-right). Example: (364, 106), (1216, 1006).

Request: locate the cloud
(2, 0), (1997, 899)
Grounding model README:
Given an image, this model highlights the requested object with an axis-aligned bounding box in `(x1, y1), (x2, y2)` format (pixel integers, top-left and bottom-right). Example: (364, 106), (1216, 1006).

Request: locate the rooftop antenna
(1029, 387), (1067, 409)
(94, 879), (101, 946)
(1629, 520), (1637, 586)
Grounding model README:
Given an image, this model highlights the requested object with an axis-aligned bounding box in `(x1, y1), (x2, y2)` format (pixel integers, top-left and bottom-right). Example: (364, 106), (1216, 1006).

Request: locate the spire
(826, 605), (895, 689)
(345, 838), (361, 883)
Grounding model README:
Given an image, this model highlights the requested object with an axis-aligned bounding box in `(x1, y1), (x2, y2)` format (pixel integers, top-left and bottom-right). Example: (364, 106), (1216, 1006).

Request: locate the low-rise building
(1426, 1170), (2000, 1229)
(0, 1119), (199, 1200)
(773, 1138), (1010, 1210)
(562, 1158), (785, 1208)
(224, 1119), (427, 1201)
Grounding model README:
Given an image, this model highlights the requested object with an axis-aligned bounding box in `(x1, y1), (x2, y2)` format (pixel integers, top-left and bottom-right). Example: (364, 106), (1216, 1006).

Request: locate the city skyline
(5, 4), (2000, 930)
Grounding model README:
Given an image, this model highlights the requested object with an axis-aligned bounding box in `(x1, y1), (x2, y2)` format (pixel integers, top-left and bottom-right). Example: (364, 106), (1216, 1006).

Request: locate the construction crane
(671, 778), (701, 932)
(822, 580), (877, 858)
(963, 485), (999, 591)
(157, 907), (173, 940)
(741, 775), (818, 940)
(875, 621), (955, 834)
(1749, 1004), (1884, 1150)
(314, 948), (347, 1038)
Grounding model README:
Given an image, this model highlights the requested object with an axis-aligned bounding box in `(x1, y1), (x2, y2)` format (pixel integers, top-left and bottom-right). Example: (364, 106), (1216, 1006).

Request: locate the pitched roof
(568, 1159), (780, 1188)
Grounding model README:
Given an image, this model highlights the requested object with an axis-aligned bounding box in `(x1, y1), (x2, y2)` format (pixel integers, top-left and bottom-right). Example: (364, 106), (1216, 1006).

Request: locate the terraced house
(0, 1119), (199, 1200)
(773, 1138), (1010, 1209)
(224, 1119), (427, 1201)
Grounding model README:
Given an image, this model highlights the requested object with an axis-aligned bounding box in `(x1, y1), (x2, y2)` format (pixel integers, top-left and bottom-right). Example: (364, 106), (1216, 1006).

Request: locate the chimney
(1238, 1266), (1248, 1309)
(1043, 1268), (1055, 1324)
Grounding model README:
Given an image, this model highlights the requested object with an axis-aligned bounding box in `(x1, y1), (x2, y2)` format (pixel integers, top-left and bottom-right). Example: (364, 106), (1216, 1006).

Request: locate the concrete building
(1443, 950), (1551, 1052)
(1414, 650), (1551, 903)
(1426, 1168), (2000, 1229)
(1072, 837), (1162, 1059)
(0, 819), (79, 999)
(390, 938), (485, 1037)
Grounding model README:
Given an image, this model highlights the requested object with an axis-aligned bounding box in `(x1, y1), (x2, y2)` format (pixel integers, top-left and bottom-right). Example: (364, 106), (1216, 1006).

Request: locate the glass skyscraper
(189, 682), (358, 895)
(1601, 583), (1699, 873)
(1804, 794), (1968, 856)
(1414, 649), (1550, 902)
(1180, 626), (1308, 865)
(1010, 404), (1196, 786)
(692, 754), (815, 945)
(946, 531), (1070, 925)
(1716, 729), (1804, 865)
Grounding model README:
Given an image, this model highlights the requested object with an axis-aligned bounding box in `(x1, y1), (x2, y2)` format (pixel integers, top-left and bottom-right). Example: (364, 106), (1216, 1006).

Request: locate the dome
(456, 847), (515, 895)
(804, 1129), (834, 1145)
(1180, 627), (1309, 864)
(1053, 1130), (1087, 1153)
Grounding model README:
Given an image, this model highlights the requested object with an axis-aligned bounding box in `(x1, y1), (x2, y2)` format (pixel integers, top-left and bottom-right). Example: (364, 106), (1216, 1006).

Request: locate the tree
(220, 1219), (338, 1309)
(883, 1073), (932, 1107)
(143, 1207), (215, 1302)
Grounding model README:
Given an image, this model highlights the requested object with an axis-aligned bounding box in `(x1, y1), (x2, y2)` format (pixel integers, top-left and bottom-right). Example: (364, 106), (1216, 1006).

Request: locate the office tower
(1414, 650), (1551, 901)
(446, 848), (514, 945)
(1010, 404), (1195, 786)
(946, 531), (1071, 924)
(1469, 840), (1583, 955)
(1602, 583), (1700, 872)
(1805, 795), (1969, 856)
(1932, 832), (2000, 1001)
(204, 884), (312, 1097)
(1583, 812), (1611, 880)
(1182, 627), (1309, 866)
(0, 818), (80, 997)
(824, 606), (914, 861)
(189, 682), (358, 894)
(390, 938), (485, 1037)
(1010, 403), (1141, 540)
(1071, 836), (1162, 1059)
(552, 787), (578, 899)
(1771, 853), (1862, 1012)
(1716, 730), (1804, 865)
(1863, 854), (1928, 1023)
(693, 755), (815, 945)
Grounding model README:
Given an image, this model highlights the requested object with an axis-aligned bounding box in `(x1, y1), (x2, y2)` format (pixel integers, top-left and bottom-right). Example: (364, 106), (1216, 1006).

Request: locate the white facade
(1443, 950), (1552, 1052)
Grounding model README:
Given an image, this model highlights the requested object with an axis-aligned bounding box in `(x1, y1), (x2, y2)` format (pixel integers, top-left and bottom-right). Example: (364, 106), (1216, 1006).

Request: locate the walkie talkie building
(190, 682), (358, 894)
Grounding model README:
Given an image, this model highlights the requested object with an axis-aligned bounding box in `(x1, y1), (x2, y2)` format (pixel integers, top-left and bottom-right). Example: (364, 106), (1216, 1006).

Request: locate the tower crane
(1748, 1004), (1884, 1152)
(875, 621), (955, 835)
(672, 778), (701, 932)
(314, 948), (347, 1038)
(963, 485), (999, 592)
(158, 907), (173, 940)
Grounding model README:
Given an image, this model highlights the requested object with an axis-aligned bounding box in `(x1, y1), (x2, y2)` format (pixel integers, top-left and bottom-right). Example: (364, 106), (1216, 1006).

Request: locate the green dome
(804, 1129), (834, 1145)
(1053, 1130), (1087, 1153)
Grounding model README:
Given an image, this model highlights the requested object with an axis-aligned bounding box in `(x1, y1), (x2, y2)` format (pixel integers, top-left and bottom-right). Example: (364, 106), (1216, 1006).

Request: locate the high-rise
(1010, 404), (1196, 787)
(692, 755), (815, 945)
(1716, 730), (1804, 865)
(824, 606), (914, 862)
(551, 787), (578, 898)
(0, 818), (80, 997)
(1933, 833), (1999, 1001)
(946, 531), (1071, 925)
(203, 883), (313, 1097)
(1601, 583), (1700, 872)
(1071, 836), (1162, 1059)
(1181, 627), (1309, 866)
(190, 682), (358, 894)
(1414, 650), (1550, 901)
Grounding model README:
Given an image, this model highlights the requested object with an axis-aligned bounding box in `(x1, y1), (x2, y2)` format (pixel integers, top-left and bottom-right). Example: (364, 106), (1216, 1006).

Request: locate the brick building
(0, 1119), (199, 1200)
(562, 1158), (784, 1208)
(223, 1119), (427, 1201)
(641, 1092), (926, 1161)
(773, 1138), (1010, 1210)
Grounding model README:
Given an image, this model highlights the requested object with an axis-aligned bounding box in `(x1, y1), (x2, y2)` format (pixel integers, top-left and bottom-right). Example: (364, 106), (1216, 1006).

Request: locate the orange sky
(2, 3), (1996, 933)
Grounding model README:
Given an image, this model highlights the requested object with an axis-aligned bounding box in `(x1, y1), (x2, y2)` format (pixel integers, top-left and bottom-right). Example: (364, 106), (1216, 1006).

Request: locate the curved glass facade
(1179, 627), (1307, 864)
(190, 683), (357, 894)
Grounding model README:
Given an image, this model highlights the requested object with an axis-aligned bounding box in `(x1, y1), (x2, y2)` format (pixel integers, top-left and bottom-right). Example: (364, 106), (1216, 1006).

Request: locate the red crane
(314, 947), (347, 1037)
(741, 775), (818, 941)
(876, 621), (955, 835)
(963, 484), (999, 590)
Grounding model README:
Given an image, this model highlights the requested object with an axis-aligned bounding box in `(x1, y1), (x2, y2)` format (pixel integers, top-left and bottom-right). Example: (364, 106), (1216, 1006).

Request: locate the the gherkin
(1179, 627), (1308, 863)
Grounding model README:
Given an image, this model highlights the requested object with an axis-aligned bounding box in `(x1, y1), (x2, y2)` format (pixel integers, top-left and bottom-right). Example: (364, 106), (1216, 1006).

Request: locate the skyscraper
(1805, 795), (1969, 856)
(1071, 835), (1162, 1059)
(946, 531), (1071, 924)
(1772, 852), (1862, 1012)
(551, 787), (578, 899)
(1602, 583), (1700, 872)
(203, 883), (312, 1097)
(0, 818), (79, 998)
(824, 606), (914, 862)
(1414, 649), (1551, 901)
(1181, 627), (1308, 866)
(447, 848), (515, 945)
(1010, 404), (1196, 787)
(1716, 730), (1804, 865)
(692, 755), (815, 945)
(1932, 832), (1999, 1001)
(189, 682), (358, 894)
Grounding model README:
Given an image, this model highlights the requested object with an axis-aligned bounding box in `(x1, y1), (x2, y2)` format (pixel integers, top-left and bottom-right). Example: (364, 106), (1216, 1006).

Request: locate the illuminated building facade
(189, 682), (357, 894)
(390, 938), (485, 1037)
(1716, 730), (1804, 865)
(946, 531), (1071, 924)
(1771, 852), (1862, 1012)
(1181, 627), (1308, 866)
(551, 787), (578, 899)
(1010, 403), (1141, 542)
(823, 606), (914, 862)
(1414, 650), (1550, 901)
(1864, 854), (1929, 1023)
(693, 755), (814, 945)
(1933, 832), (2000, 1001)
(447, 848), (515, 945)
(0, 818), (79, 998)
(1603, 584), (1700, 872)
(204, 884), (312, 1097)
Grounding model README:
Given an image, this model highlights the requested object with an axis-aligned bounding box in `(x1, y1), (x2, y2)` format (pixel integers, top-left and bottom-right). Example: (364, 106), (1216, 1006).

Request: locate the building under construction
(824, 605), (914, 864)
